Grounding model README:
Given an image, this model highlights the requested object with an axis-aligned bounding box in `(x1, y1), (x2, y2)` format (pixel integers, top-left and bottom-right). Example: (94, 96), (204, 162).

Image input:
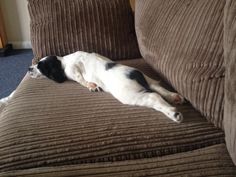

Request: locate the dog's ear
(47, 57), (67, 83)
(50, 66), (67, 83)
(37, 61), (49, 76)
(38, 56), (67, 83)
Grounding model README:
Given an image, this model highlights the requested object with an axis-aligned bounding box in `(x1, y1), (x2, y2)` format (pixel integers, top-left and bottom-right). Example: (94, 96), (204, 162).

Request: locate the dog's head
(28, 56), (67, 83)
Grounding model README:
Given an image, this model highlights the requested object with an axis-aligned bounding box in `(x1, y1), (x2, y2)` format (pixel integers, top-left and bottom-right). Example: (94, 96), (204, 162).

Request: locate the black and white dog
(1, 51), (184, 123)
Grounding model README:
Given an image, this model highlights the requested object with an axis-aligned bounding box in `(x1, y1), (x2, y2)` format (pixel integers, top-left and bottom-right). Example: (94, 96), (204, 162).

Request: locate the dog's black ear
(38, 56), (67, 83)
(50, 66), (67, 83)
(37, 61), (49, 76)
(47, 57), (67, 83)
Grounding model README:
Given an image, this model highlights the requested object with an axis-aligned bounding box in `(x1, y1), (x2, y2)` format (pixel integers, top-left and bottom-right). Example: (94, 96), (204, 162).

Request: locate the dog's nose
(28, 67), (33, 72)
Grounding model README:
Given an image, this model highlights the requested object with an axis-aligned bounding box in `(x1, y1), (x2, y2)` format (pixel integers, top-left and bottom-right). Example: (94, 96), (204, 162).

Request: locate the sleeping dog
(1, 51), (184, 123)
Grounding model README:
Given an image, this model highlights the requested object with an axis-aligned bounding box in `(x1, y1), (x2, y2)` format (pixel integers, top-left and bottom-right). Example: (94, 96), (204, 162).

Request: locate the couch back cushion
(28, 0), (140, 63)
(224, 0), (236, 165)
(135, 0), (225, 128)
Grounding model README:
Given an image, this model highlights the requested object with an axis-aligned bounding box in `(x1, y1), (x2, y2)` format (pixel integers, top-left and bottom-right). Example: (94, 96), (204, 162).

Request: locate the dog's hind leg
(124, 92), (183, 123)
(144, 75), (185, 105)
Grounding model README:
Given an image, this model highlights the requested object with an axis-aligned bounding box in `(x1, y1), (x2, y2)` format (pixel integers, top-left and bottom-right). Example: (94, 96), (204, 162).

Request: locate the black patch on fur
(37, 56), (67, 83)
(127, 70), (153, 92)
(105, 62), (117, 70)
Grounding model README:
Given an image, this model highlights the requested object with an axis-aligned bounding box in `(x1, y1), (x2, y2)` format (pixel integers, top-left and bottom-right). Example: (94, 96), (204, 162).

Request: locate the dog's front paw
(87, 82), (101, 92)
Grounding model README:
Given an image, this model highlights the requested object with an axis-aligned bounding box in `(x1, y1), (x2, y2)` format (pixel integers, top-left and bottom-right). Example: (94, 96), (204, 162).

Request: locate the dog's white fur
(1, 51), (184, 123)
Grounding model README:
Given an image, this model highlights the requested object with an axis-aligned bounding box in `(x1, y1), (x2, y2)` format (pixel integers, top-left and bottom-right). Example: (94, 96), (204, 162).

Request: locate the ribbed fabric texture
(224, 0), (236, 165)
(1, 144), (236, 177)
(0, 59), (226, 173)
(135, 0), (225, 128)
(28, 0), (141, 64)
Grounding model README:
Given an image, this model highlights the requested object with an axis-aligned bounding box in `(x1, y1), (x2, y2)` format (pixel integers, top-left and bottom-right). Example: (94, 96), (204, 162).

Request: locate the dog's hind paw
(165, 108), (184, 123)
(168, 94), (185, 105)
(173, 112), (183, 123)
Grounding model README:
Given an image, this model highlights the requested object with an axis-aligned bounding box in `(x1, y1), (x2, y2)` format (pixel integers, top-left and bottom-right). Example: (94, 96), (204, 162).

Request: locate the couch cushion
(135, 0), (225, 128)
(0, 59), (225, 172)
(28, 0), (141, 64)
(224, 0), (236, 165)
(1, 144), (235, 176)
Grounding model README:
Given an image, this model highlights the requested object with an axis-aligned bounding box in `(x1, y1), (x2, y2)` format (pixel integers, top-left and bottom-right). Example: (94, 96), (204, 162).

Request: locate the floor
(0, 49), (33, 99)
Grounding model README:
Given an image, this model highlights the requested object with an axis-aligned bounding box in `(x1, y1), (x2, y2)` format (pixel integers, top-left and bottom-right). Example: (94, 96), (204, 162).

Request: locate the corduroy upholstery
(28, 0), (141, 64)
(1, 144), (236, 177)
(1, 0), (236, 175)
(0, 59), (227, 173)
(135, 0), (225, 128)
(224, 0), (236, 165)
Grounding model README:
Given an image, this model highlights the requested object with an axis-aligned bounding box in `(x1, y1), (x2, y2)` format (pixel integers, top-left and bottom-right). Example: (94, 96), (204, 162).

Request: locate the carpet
(0, 49), (33, 99)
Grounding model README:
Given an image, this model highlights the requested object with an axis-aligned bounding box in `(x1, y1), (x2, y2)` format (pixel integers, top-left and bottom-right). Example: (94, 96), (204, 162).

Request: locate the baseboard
(9, 41), (32, 49)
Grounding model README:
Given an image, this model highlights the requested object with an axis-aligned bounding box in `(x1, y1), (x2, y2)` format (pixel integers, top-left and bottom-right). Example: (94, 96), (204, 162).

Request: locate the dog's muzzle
(28, 67), (33, 72)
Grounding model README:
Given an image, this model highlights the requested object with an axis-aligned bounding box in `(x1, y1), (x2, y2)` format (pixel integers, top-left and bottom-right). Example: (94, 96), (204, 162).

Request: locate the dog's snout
(28, 67), (33, 72)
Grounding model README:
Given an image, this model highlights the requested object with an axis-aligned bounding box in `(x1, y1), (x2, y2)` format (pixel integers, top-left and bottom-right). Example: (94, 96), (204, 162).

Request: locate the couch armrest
(224, 0), (236, 165)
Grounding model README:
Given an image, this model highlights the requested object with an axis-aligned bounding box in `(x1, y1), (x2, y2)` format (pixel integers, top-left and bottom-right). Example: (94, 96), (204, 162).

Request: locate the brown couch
(0, 0), (236, 176)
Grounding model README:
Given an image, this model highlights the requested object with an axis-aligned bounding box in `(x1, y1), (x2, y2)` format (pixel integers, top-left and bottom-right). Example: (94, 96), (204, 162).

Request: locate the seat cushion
(135, 0), (225, 128)
(0, 59), (225, 172)
(1, 144), (235, 176)
(28, 0), (141, 64)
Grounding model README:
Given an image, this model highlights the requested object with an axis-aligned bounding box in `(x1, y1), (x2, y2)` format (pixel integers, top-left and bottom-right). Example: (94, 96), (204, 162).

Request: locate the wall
(0, 0), (31, 49)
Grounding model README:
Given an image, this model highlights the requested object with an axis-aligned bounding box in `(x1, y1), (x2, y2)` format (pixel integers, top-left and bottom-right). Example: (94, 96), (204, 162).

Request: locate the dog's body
(1, 51), (184, 123)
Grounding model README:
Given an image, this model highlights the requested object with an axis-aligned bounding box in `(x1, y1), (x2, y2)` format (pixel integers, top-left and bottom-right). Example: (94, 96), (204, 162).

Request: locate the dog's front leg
(74, 73), (100, 92)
